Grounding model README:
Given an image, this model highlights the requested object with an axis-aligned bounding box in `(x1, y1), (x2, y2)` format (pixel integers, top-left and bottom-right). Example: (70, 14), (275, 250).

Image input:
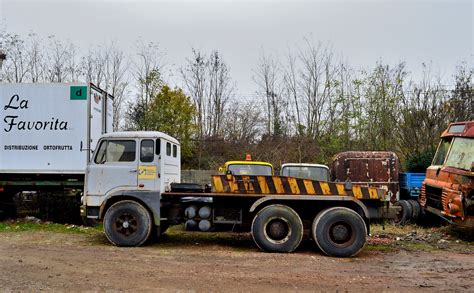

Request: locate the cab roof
(100, 131), (180, 144)
(441, 121), (474, 138)
(281, 163), (329, 170)
(225, 161), (274, 167)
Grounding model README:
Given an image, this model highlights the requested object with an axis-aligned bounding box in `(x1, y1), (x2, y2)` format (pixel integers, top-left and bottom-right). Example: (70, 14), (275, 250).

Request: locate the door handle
(129, 169), (138, 173)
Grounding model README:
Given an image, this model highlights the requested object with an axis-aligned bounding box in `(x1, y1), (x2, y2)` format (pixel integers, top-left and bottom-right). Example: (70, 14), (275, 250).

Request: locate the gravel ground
(0, 225), (473, 292)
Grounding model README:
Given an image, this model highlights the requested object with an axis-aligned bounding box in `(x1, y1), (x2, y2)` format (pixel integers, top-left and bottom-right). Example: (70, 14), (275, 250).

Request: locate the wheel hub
(114, 213), (138, 236)
(265, 218), (291, 243)
(329, 222), (353, 245)
(332, 224), (349, 242)
(122, 221), (130, 229)
(269, 221), (287, 239)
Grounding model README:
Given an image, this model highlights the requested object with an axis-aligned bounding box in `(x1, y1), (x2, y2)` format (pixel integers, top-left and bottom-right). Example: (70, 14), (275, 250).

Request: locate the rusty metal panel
(331, 151), (400, 201)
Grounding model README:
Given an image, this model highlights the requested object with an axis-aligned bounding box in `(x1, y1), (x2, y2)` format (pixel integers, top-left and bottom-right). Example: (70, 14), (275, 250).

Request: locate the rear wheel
(251, 204), (303, 253)
(408, 199), (421, 222)
(104, 200), (152, 246)
(394, 200), (412, 225)
(312, 207), (367, 257)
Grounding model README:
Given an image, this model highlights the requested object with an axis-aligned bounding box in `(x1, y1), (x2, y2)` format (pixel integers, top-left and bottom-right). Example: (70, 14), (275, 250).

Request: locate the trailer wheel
(408, 199), (421, 222)
(394, 200), (413, 225)
(251, 204), (303, 253)
(104, 200), (152, 247)
(312, 207), (367, 257)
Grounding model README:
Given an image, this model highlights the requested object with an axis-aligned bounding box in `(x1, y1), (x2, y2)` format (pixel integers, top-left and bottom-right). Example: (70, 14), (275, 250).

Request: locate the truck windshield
(432, 138), (452, 166)
(228, 164), (273, 176)
(281, 166), (329, 181)
(445, 137), (474, 171)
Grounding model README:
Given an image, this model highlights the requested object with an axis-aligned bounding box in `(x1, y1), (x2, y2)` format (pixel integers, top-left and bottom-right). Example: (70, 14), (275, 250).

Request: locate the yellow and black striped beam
(212, 175), (385, 201)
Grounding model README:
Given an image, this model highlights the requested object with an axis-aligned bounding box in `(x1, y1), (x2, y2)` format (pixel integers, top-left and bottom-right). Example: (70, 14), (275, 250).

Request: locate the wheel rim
(328, 221), (354, 247)
(264, 217), (291, 244)
(114, 213), (138, 237)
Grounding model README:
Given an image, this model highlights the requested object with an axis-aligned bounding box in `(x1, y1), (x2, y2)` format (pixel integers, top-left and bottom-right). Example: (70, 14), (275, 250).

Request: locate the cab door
(86, 139), (138, 196)
(138, 139), (159, 190)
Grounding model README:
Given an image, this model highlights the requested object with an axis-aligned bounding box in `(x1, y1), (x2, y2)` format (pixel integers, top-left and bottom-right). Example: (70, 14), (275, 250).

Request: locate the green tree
(147, 85), (197, 163)
(362, 62), (406, 150)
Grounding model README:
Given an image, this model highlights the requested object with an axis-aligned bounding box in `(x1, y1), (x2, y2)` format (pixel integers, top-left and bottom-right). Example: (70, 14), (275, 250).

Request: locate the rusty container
(331, 151), (400, 202)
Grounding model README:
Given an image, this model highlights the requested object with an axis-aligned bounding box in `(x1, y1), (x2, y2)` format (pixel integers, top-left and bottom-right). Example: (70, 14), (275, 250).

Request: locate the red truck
(419, 121), (474, 227)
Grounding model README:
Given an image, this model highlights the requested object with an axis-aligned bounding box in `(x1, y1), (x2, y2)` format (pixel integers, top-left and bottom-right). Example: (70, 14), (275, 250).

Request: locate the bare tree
(26, 32), (44, 82)
(397, 63), (450, 157)
(181, 48), (207, 138)
(449, 62), (473, 121)
(207, 50), (234, 137)
(1, 33), (29, 82)
(283, 49), (302, 135)
(297, 40), (334, 138)
(253, 50), (284, 136)
(106, 44), (129, 130)
(45, 36), (76, 82)
(334, 60), (356, 149)
(224, 100), (264, 143)
(80, 45), (108, 87)
(133, 40), (164, 129)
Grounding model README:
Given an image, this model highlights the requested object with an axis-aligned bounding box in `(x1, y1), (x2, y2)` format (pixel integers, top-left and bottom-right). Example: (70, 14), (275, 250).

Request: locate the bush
(404, 150), (435, 172)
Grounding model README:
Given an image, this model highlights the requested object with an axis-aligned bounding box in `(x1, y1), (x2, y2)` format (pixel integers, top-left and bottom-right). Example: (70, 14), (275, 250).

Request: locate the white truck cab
(83, 131), (180, 212)
(280, 163), (330, 182)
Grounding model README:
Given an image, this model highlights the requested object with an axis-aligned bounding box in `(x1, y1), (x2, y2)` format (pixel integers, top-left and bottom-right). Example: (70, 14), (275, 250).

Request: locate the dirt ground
(0, 224), (473, 292)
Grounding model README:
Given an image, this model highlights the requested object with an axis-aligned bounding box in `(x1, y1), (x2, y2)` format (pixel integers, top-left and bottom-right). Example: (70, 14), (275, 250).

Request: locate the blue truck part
(399, 172), (426, 199)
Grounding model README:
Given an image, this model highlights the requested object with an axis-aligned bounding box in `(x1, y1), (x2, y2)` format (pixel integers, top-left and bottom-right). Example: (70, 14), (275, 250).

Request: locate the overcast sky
(0, 0), (472, 95)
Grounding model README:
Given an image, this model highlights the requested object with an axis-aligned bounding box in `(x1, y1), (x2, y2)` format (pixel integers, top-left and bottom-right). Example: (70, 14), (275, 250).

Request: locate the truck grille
(425, 185), (443, 210)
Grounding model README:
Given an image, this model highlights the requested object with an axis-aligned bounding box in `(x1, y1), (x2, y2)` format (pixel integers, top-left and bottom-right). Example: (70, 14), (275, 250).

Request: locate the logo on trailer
(70, 86), (87, 100)
(93, 93), (101, 104)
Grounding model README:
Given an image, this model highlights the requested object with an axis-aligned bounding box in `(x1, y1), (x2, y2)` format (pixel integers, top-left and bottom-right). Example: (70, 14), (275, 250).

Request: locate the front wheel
(251, 204), (303, 253)
(312, 207), (367, 257)
(104, 200), (152, 247)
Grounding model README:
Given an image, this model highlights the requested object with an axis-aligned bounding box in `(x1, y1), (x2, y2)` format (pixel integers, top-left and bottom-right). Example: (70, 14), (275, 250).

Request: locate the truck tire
(251, 204), (303, 253)
(408, 199), (421, 222)
(103, 200), (152, 247)
(312, 207), (367, 257)
(394, 200), (413, 225)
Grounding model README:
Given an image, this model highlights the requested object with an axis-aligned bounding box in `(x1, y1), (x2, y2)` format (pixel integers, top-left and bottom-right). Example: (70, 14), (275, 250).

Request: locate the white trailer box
(0, 83), (113, 174)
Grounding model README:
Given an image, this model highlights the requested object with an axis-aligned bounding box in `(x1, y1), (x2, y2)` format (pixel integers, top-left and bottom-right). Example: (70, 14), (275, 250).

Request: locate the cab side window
(166, 142), (171, 156)
(108, 140), (136, 162)
(173, 144), (177, 158)
(94, 140), (136, 163)
(94, 140), (107, 164)
(140, 140), (154, 163)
